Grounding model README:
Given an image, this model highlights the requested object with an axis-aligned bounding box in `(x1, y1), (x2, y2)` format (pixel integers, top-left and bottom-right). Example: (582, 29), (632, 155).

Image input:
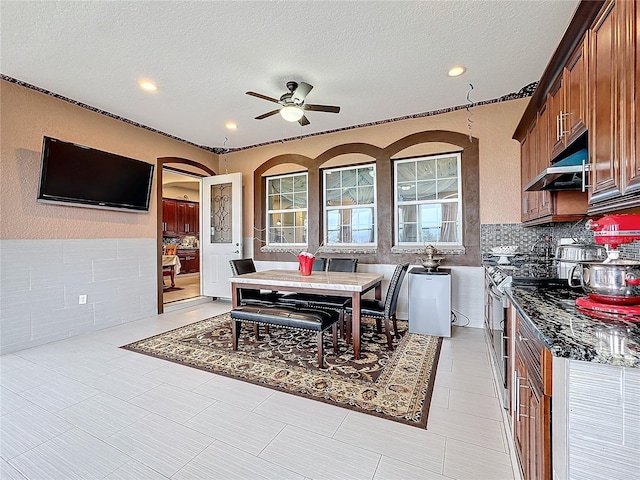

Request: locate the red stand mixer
(575, 214), (640, 317)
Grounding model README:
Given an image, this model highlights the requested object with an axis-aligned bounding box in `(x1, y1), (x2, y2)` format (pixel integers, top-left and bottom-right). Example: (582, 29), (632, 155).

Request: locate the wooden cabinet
(588, 0), (640, 211)
(513, 313), (552, 480)
(515, 0), (640, 222)
(163, 198), (199, 236)
(535, 103), (553, 217)
(588, 0), (623, 204)
(564, 37), (589, 146)
(177, 201), (199, 235)
(177, 249), (199, 274)
(550, 36), (589, 160)
(520, 102), (585, 225)
(521, 131), (535, 222)
(162, 199), (178, 236)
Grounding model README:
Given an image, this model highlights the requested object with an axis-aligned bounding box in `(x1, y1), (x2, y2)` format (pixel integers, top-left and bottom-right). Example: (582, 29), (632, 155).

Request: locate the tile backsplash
(481, 222), (640, 261)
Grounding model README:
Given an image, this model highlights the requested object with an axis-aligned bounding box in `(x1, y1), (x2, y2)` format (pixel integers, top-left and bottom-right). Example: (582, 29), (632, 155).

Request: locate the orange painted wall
(223, 98), (527, 237)
(0, 80), (217, 239)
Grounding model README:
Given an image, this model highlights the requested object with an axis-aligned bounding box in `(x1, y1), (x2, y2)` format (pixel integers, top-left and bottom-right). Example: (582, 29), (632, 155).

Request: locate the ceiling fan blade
(246, 91), (281, 104)
(298, 115), (310, 126)
(304, 104), (341, 113)
(292, 82), (313, 104)
(255, 109), (280, 120)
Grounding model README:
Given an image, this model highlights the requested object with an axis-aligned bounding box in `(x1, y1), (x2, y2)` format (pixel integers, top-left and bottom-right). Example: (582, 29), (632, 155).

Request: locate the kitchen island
(504, 284), (639, 480)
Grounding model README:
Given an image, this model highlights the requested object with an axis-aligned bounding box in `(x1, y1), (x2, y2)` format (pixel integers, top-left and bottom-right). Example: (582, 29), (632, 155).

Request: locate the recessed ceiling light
(138, 79), (158, 92)
(225, 122), (238, 130)
(447, 66), (466, 77)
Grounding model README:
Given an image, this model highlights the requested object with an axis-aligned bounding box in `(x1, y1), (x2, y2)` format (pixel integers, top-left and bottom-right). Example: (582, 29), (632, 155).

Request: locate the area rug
(162, 286), (184, 292)
(121, 312), (442, 428)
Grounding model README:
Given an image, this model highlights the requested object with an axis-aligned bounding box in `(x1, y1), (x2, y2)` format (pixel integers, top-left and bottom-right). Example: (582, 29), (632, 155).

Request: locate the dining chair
(229, 258), (282, 306)
(312, 257), (327, 271)
(326, 257), (358, 272)
(280, 257), (358, 336)
(345, 263), (409, 351)
(163, 244), (178, 255)
(162, 244), (179, 286)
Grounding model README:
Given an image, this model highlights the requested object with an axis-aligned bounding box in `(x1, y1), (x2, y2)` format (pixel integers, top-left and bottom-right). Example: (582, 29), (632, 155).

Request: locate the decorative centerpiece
(297, 251), (315, 276)
(421, 244), (445, 271)
(490, 245), (518, 265)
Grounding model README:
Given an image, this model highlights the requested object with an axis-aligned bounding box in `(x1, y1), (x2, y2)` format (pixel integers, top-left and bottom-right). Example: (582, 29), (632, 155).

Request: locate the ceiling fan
(246, 81), (340, 126)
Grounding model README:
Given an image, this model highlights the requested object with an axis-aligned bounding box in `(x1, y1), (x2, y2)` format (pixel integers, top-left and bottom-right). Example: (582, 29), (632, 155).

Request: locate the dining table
(162, 254), (181, 288)
(229, 269), (384, 360)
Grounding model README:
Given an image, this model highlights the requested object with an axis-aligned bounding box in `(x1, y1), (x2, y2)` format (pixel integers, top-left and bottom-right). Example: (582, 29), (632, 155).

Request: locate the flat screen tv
(37, 136), (154, 212)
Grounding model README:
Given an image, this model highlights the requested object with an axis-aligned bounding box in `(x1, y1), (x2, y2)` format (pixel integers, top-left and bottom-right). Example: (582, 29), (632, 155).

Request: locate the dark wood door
(162, 199), (178, 236)
(185, 202), (197, 234)
(589, 0), (622, 204)
(177, 202), (188, 235)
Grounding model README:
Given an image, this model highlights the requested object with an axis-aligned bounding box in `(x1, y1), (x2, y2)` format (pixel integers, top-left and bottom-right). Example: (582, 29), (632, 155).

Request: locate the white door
(201, 172), (243, 298)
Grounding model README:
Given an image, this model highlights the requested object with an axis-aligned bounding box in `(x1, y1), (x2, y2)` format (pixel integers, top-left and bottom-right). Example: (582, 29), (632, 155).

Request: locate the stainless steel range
(484, 265), (510, 410)
(484, 259), (566, 410)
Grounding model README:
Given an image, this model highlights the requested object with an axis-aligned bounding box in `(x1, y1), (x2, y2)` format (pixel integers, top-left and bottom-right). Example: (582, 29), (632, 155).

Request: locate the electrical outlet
(78, 294), (87, 305)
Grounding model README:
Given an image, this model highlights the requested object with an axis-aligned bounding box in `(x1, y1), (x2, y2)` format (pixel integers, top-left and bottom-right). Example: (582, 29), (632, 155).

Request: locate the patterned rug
(162, 286), (184, 292)
(121, 312), (442, 428)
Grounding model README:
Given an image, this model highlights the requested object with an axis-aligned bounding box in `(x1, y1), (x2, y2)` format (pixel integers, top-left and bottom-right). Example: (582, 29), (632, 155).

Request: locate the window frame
(393, 153), (463, 247)
(322, 164), (377, 248)
(265, 171), (308, 247)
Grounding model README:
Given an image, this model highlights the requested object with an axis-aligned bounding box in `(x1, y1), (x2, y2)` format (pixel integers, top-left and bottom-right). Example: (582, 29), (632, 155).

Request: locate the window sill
(317, 246), (378, 255)
(260, 246), (304, 255)
(391, 245), (466, 255)
(260, 245), (379, 256)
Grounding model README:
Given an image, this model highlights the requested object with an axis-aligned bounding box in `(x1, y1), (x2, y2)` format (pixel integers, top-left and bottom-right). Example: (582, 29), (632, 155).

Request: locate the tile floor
(1, 301), (518, 480)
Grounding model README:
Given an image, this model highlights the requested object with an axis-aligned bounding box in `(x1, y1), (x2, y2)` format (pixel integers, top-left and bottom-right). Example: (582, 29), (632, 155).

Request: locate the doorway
(157, 157), (216, 314)
(162, 168), (201, 306)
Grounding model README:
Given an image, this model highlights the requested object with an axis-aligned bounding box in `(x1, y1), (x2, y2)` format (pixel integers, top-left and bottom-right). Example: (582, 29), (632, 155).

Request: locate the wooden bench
(230, 305), (339, 368)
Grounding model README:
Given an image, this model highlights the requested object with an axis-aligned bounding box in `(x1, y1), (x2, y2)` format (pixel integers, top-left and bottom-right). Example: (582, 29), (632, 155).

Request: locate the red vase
(298, 255), (315, 276)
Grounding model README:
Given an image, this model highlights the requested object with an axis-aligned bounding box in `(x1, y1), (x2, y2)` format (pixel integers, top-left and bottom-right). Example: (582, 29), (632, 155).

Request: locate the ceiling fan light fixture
(280, 105), (304, 122)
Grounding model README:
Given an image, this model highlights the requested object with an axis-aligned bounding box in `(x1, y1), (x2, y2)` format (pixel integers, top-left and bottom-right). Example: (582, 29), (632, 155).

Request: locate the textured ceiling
(1, 0), (579, 151)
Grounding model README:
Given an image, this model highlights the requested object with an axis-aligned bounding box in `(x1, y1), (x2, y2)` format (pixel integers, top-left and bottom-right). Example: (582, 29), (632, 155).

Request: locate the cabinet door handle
(515, 376), (521, 419)
(518, 333), (528, 342)
(581, 159), (591, 193)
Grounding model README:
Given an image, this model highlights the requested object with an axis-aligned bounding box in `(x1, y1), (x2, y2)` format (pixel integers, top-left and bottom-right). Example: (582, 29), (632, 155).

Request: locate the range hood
(525, 149), (589, 192)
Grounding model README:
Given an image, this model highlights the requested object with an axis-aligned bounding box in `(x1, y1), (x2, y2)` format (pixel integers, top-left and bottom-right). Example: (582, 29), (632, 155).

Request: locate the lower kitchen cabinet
(512, 310), (552, 480)
(177, 249), (199, 274)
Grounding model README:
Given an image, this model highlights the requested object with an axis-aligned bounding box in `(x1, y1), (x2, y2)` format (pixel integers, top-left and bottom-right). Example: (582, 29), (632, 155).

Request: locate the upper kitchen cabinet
(162, 198), (178, 236)
(521, 108), (553, 223)
(514, 0), (640, 222)
(177, 200), (199, 236)
(588, 0), (639, 211)
(163, 198), (199, 236)
(550, 35), (589, 160)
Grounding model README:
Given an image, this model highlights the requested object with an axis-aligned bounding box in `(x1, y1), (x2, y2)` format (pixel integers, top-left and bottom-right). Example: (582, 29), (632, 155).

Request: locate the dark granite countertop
(506, 285), (640, 368)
